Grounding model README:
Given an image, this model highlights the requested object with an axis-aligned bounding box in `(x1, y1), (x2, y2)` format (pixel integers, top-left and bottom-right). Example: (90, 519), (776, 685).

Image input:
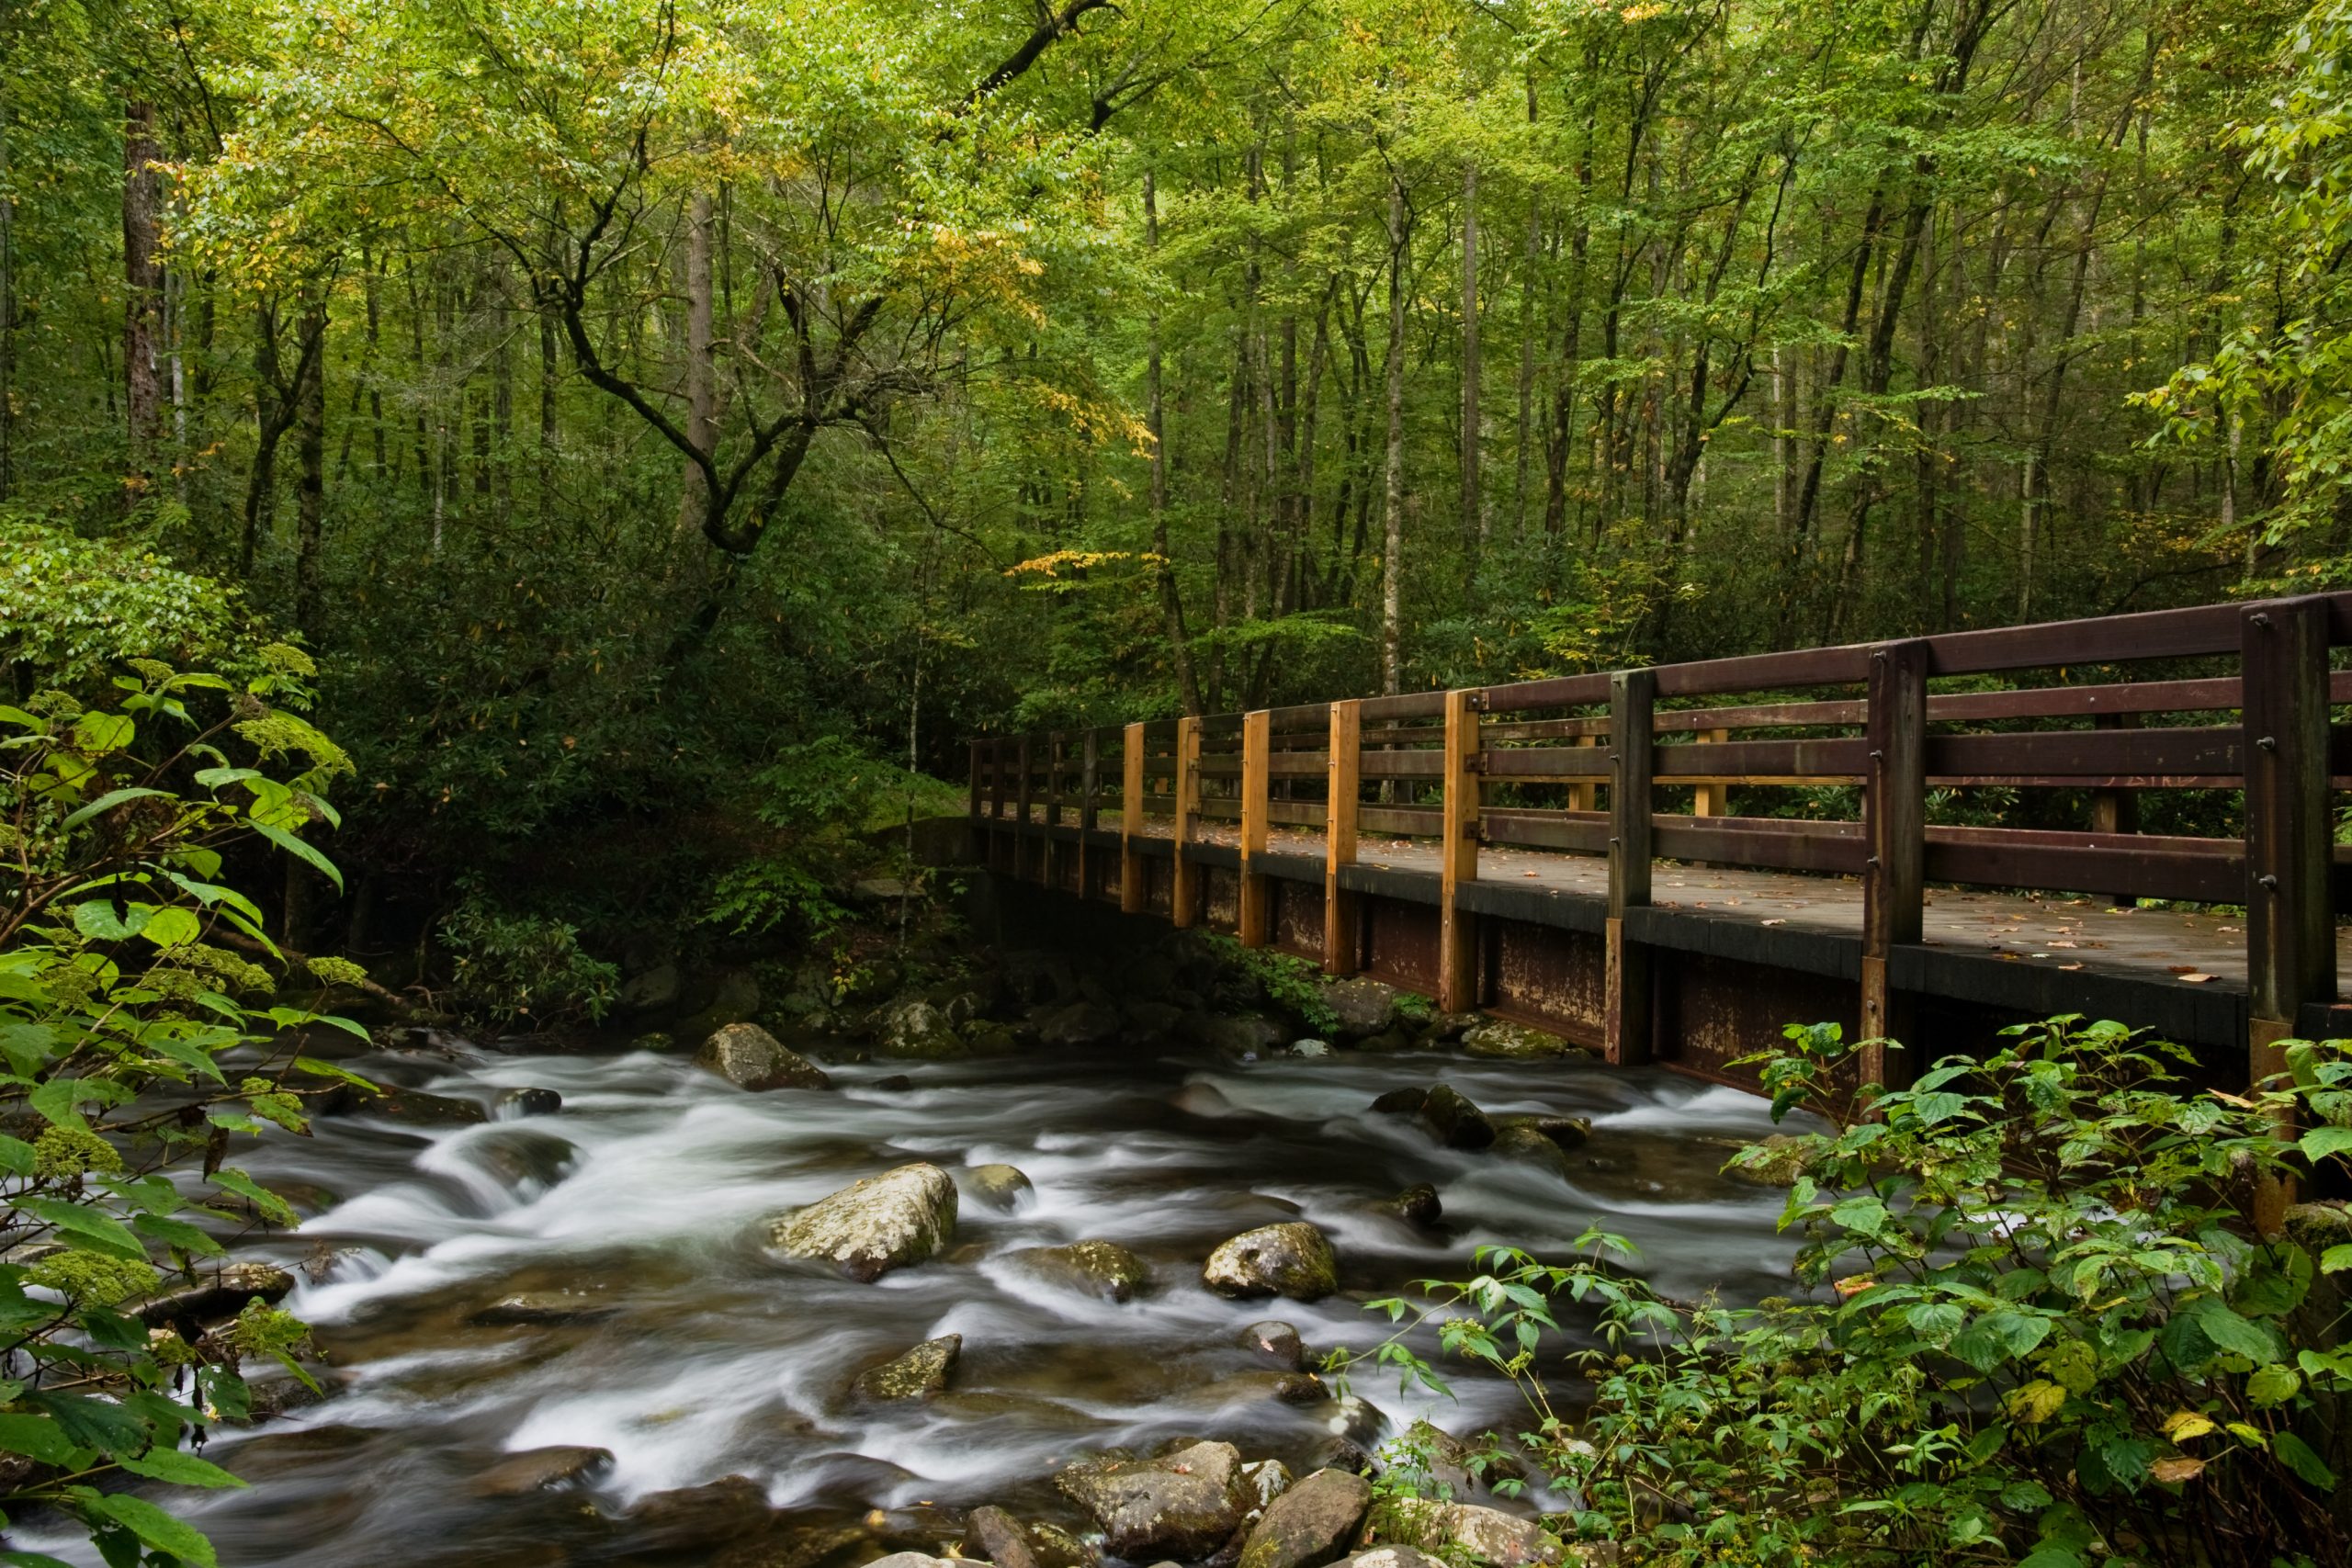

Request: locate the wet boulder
(1238, 1468), (1374, 1568)
(1494, 1114), (1590, 1152)
(493, 1086), (562, 1119)
(1358, 1499), (1560, 1568)
(852, 1334), (961, 1403)
(1202, 1222), (1339, 1303)
(967, 1022), (1028, 1057)
(1289, 1041), (1332, 1060)
(469, 1289), (618, 1326)
(766, 1162), (957, 1281)
(1319, 978), (1400, 1040)
(1028, 1520), (1101, 1568)
(1369, 1088), (1428, 1117)
(1459, 1020), (1579, 1059)
(322, 1083), (486, 1124)
(1724, 1132), (1815, 1187)
(1376, 1185), (1442, 1226)
(477, 1128), (578, 1189)
(622, 1475), (775, 1548)
(1057, 1439), (1252, 1560)
(876, 999), (967, 1060)
(1014, 1240), (1152, 1303)
(696, 1022), (832, 1092)
(1200, 1015), (1289, 1060)
(867, 1555), (960, 1568)
(1237, 1320), (1304, 1371)
(1037, 999), (1122, 1048)
(1239, 1459), (1295, 1511)
(1490, 1124), (1574, 1179)
(617, 962), (681, 1015)
(1418, 1085), (1494, 1150)
(966, 1163), (1035, 1213)
(1392, 1420), (1525, 1496)
(468, 1444), (614, 1496)
(967, 1506), (1043, 1568)
(1333, 1551), (1445, 1568)
(1304, 1438), (1378, 1478)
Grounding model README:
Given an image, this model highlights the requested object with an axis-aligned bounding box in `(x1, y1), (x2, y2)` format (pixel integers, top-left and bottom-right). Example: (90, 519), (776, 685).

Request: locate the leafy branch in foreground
(1330, 1016), (2352, 1568)
(0, 658), (374, 1566)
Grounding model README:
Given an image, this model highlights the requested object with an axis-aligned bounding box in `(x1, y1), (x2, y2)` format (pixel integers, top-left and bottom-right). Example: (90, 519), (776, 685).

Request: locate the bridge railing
(971, 592), (2350, 1083)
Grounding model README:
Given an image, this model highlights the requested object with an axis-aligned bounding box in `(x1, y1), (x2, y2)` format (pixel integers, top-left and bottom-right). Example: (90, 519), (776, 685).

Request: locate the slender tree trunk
(677, 192), (716, 536)
(1460, 159), (1482, 595)
(0, 85), (15, 502)
(123, 99), (166, 498)
(1381, 167), (1409, 697)
(1145, 171), (1204, 714)
(293, 301), (327, 642)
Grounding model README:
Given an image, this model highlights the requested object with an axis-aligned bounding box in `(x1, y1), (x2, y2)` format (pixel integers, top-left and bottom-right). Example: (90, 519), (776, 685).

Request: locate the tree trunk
(293, 301), (327, 642)
(677, 191), (716, 536)
(123, 99), (166, 498)
(1381, 168), (1409, 697)
(1145, 171), (1204, 714)
(1460, 158), (1482, 596)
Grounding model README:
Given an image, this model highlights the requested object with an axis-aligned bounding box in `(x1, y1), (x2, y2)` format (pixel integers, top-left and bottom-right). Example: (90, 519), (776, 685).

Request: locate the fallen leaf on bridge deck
(2177, 973), (2215, 984)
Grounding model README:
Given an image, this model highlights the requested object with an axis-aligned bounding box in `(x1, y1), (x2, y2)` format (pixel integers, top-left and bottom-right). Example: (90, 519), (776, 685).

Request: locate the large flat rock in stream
(765, 1162), (957, 1280)
(1057, 1440), (1250, 1560)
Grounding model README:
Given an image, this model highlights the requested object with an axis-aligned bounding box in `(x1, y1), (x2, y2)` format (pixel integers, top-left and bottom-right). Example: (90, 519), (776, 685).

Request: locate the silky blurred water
(20, 1034), (1815, 1567)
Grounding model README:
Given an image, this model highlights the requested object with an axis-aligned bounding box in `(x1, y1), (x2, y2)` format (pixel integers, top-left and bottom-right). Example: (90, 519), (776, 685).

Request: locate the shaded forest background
(6, 0), (2352, 975)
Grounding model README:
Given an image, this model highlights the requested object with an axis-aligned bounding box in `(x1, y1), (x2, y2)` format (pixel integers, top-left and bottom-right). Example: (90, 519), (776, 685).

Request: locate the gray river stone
(1377, 1184), (1442, 1225)
(1057, 1439), (1251, 1560)
(1202, 1223), (1338, 1302)
(1490, 1124), (1575, 1179)
(1358, 1498), (1561, 1567)
(967, 1505), (1043, 1568)
(1238, 1468), (1374, 1568)
(1239, 1458), (1294, 1510)
(876, 999), (967, 1060)
(1418, 1084), (1494, 1149)
(1459, 1020), (1579, 1059)
(967, 1163), (1036, 1212)
(696, 1022), (832, 1091)
(1015, 1240), (1151, 1303)
(468, 1444), (614, 1496)
(1237, 1319), (1304, 1370)
(852, 1334), (961, 1402)
(1037, 999), (1122, 1047)
(766, 1162), (957, 1280)
(477, 1129), (578, 1189)
(493, 1085), (563, 1118)
(469, 1289), (618, 1326)
(1319, 978), (1400, 1039)
(1334, 1551), (1446, 1568)
(1493, 1113), (1591, 1151)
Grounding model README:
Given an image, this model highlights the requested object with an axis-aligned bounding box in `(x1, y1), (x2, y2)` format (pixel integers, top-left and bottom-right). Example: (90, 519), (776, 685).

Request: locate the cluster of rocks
(1368, 1084), (1592, 1179)
(842, 1433), (1586, 1568)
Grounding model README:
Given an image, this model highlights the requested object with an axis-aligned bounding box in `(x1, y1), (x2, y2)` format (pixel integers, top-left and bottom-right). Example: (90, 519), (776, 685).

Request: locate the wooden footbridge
(967, 594), (2352, 1093)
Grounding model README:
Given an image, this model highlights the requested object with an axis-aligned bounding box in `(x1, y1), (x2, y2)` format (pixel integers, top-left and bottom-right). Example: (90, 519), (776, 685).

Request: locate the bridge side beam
(1324, 700), (1362, 976)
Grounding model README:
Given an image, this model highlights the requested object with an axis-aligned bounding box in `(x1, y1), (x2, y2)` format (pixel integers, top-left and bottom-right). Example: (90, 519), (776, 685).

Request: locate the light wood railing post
(1015, 736), (1034, 881)
(1239, 710), (1272, 947)
(1568, 732), (1597, 815)
(1438, 689), (1481, 1012)
(1605, 670), (1656, 1065)
(1693, 728), (1730, 817)
(1171, 716), (1202, 927)
(2244, 596), (2336, 1234)
(1861, 640), (1929, 1092)
(1120, 722), (1146, 914)
(1324, 700), (1362, 976)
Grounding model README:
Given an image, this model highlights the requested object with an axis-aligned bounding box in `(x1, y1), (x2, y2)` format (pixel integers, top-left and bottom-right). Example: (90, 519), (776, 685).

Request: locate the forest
(6, 0), (2352, 1565)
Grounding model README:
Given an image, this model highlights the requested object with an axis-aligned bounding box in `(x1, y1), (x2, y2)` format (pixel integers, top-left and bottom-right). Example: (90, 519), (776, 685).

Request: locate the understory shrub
(1339, 1017), (2352, 1567)
(436, 891), (619, 1028)
(1, 660), (371, 1564)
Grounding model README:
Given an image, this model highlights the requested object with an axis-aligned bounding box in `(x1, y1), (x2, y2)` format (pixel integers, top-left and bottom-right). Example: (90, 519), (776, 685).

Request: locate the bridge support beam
(2244, 596), (2335, 1234)
(1238, 710), (1272, 947)
(1016, 738), (1034, 882)
(1861, 639), (1928, 1094)
(1170, 716), (1202, 928)
(1438, 689), (1480, 1012)
(1605, 669), (1655, 1065)
(1324, 700), (1361, 976)
(1120, 722), (1145, 914)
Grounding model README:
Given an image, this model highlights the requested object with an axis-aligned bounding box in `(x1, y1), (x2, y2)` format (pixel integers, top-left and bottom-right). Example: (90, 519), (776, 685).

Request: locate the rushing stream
(29, 1030), (1815, 1567)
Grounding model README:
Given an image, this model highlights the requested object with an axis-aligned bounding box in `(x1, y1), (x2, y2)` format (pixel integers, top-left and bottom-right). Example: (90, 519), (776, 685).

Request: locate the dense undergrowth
(1343, 1018), (2352, 1568)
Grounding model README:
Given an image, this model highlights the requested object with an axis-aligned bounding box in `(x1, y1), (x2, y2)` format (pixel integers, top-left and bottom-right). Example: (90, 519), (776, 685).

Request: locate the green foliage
(1203, 933), (1338, 1035)
(1336, 1016), (2352, 1567)
(436, 891), (619, 1028)
(0, 660), (368, 1564)
(0, 516), (277, 684)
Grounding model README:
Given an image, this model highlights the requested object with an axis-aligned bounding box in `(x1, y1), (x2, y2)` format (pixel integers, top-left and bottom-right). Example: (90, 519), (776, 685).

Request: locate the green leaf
(24, 1392), (150, 1458)
(138, 907), (201, 949)
(2322, 1245), (2352, 1275)
(70, 901), (148, 943)
(117, 1446), (247, 1490)
(2247, 1363), (2302, 1405)
(2275, 1430), (2338, 1489)
(82, 1493), (217, 1568)
(12, 1199), (146, 1262)
(250, 823), (342, 893)
(2299, 1126), (2352, 1162)
(209, 1169), (300, 1227)
(129, 1213), (226, 1258)
(0, 1134), (35, 1179)
(0, 1414), (81, 1465)
(60, 787), (173, 831)
(1951, 1309), (2052, 1373)
(2189, 1299), (2277, 1361)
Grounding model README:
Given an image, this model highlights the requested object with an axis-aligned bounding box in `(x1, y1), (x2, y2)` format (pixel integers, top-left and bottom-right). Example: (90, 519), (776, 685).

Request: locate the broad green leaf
(0, 1414), (80, 1465)
(117, 1446), (247, 1489)
(60, 788), (172, 831)
(69, 901), (148, 943)
(2247, 1363), (2301, 1405)
(2275, 1430), (2338, 1489)
(138, 907), (201, 948)
(12, 1200), (146, 1262)
(2322, 1244), (2352, 1275)
(2298, 1126), (2352, 1162)
(82, 1494), (217, 1568)
(251, 823), (343, 893)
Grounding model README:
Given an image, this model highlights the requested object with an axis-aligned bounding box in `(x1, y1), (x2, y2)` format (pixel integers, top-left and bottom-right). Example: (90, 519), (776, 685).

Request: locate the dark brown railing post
(1439, 688), (1481, 1011)
(1239, 710), (1272, 947)
(1171, 716), (1202, 927)
(1121, 722), (1146, 914)
(968, 740), (982, 821)
(1324, 700), (1362, 976)
(989, 738), (1006, 820)
(1605, 669), (1656, 1065)
(2090, 712), (2141, 908)
(1015, 736), (1034, 881)
(1862, 639), (1929, 1091)
(1079, 728), (1101, 897)
(2244, 597), (2336, 1232)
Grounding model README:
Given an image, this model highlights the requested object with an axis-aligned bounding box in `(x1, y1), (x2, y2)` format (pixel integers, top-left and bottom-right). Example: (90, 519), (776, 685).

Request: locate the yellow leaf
(2165, 1411), (2218, 1442)
(2007, 1381), (2066, 1424)
(2150, 1456), (2206, 1484)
